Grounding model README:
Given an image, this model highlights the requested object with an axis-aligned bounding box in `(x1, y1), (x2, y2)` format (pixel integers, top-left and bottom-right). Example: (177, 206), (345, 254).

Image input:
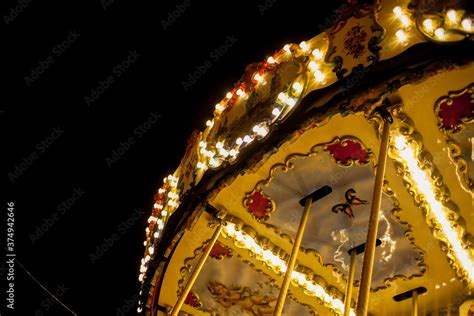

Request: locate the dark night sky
(2, 0), (346, 315)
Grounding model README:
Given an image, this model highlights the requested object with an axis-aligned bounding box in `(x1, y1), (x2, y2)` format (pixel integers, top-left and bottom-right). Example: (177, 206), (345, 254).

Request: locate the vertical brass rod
(170, 224), (223, 316)
(412, 291), (418, 316)
(356, 119), (391, 316)
(274, 197), (312, 316)
(344, 250), (357, 316)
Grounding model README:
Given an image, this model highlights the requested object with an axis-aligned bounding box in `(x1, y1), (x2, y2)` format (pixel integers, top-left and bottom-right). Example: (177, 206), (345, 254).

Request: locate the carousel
(137, 0), (473, 315)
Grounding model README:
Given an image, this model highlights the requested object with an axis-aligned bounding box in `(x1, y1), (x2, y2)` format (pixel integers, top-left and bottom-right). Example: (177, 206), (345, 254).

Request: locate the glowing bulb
(199, 141), (206, 148)
(137, 307), (142, 313)
(206, 120), (214, 127)
(229, 149), (238, 157)
(446, 9), (457, 24)
(216, 142), (223, 149)
(286, 98), (296, 107)
(299, 41), (310, 53)
(236, 138), (243, 145)
(462, 18), (472, 31)
(161, 210), (167, 217)
(272, 108), (281, 116)
(143, 241), (147, 246)
(236, 88), (245, 97)
(277, 92), (288, 104)
(312, 48), (323, 60)
(253, 73), (266, 85)
(243, 135), (253, 143)
(395, 29), (408, 43)
(400, 14), (410, 27)
(314, 70), (325, 83)
(423, 19), (434, 32)
(145, 227), (150, 233)
(267, 56), (276, 64)
(308, 61), (319, 71)
(226, 92), (233, 99)
(393, 6), (403, 17)
(215, 103), (225, 112)
(434, 27), (445, 39)
(158, 188), (165, 194)
(283, 44), (291, 53)
(292, 82), (303, 94)
(148, 246), (154, 255)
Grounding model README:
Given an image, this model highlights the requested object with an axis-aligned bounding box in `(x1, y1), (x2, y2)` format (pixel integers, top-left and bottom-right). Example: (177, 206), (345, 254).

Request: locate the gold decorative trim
(247, 135), (426, 293)
(434, 83), (473, 192)
(389, 109), (474, 287)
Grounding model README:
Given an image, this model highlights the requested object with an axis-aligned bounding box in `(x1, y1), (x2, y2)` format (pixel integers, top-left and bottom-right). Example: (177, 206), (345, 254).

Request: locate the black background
(2, 0), (346, 315)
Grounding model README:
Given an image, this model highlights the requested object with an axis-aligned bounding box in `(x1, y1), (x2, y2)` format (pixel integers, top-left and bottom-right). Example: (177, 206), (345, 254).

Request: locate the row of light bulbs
(222, 222), (355, 316)
(393, 6), (473, 45)
(137, 174), (181, 316)
(197, 41), (328, 172)
(391, 135), (474, 286)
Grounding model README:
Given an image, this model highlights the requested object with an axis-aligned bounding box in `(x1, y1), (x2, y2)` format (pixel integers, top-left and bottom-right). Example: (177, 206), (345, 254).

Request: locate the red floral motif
(209, 242), (232, 260)
(344, 24), (367, 59)
(438, 87), (473, 133)
(185, 291), (201, 308)
(245, 191), (273, 220)
(326, 139), (369, 165)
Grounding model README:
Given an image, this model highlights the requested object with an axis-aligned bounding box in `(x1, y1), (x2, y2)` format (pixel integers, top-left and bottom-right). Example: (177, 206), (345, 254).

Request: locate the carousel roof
(137, 0), (473, 315)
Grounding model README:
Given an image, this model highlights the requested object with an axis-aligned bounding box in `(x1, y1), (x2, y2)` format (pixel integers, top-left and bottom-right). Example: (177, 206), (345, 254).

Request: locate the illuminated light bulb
(313, 70), (325, 83)
(145, 255), (150, 262)
(137, 307), (142, 313)
(243, 135), (253, 143)
(272, 108), (281, 116)
(299, 41), (310, 53)
(205, 150), (214, 158)
(229, 149), (238, 157)
(308, 61), (319, 71)
(197, 162), (206, 170)
(393, 6), (403, 17)
(199, 141), (206, 148)
(253, 73), (266, 85)
(138, 274), (144, 282)
(161, 210), (167, 217)
(423, 19), (434, 32)
(143, 241), (147, 246)
(154, 231), (160, 238)
(292, 82), (303, 94)
(434, 27), (445, 39)
(236, 137), (243, 145)
(312, 48), (323, 60)
(395, 29), (408, 43)
(148, 246), (154, 255)
(446, 9), (457, 24)
(283, 44), (291, 53)
(277, 92), (288, 104)
(400, 14), (410, 27)
(216, 142), (223, 149)
(145, 227), (150, 233)
(153, 203), (162, 210)
(286, 98), (296, 107)
(140, 265), (146, 273)
(267, 56), (276, 64)
(158, 188), (165, 194)
(209, 158), (220, 167)
(226, 92), (233, 99)
(462, 18), (472, 31)
(215, 103), (225, 112)
(147, 216), (156, 223)
(163, 177), (167, 183)
(236, 88), (245, 97)
(206, 120), (214, 127)
(219, 148), (229, 157)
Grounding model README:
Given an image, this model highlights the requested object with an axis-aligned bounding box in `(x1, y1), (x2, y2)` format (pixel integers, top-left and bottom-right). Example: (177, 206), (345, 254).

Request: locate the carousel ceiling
(137, 0), (473, 315)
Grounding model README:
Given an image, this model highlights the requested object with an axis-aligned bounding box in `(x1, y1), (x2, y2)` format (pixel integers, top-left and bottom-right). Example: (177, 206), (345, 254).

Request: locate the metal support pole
(274, 197), (313, 316)
(412, 290), (418, 316)
(356, 111), (392, 316)
(170, 224), (223, 316)
(344, 249), (357, 316)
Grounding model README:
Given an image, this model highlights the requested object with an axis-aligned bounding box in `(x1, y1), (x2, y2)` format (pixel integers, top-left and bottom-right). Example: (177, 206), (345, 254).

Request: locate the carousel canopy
(138, 0), (473, 315)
